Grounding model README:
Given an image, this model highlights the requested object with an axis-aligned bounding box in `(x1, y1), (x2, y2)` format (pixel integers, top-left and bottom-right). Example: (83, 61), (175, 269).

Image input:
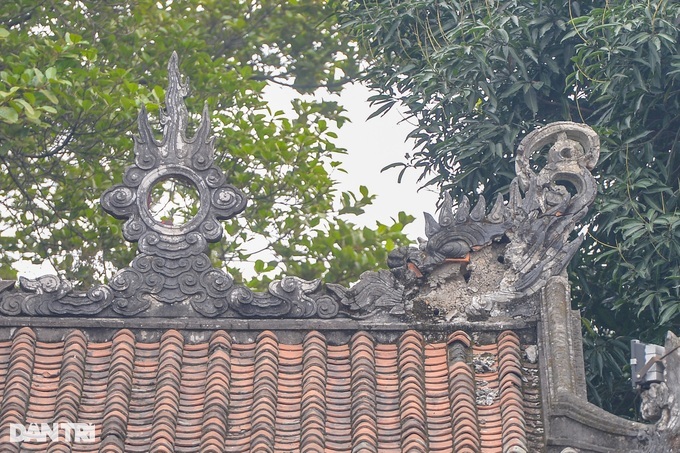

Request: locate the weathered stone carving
(389, 121), (600, 318)
(641, 332), (680, 452)
(508, 122), (599, 293)
(0, 53), (405, 320)
(387, 193), (511, 274)
(0, 276), (111, 316)
(327, 270), (405, 316)
(0, 271), (407, 319)
(229, 277), (337, 319)
(97, 52), (247, 316)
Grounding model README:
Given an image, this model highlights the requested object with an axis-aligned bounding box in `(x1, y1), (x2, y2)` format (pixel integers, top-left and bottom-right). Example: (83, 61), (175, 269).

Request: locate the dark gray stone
(538, 277), (650, 452)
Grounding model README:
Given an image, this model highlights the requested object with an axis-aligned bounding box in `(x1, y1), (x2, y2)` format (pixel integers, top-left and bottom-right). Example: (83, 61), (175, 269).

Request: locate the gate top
(0, 53), (599, 324)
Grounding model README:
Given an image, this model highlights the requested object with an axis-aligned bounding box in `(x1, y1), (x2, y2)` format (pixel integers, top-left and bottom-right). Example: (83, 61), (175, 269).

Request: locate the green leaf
(0, 106), (18, 123)
(15, 99), (35, 116)
(65, 32), (82, 44)
(523, 87), (538, 115)
(40, 89), (59, 104)
(0, 267), (17, 279)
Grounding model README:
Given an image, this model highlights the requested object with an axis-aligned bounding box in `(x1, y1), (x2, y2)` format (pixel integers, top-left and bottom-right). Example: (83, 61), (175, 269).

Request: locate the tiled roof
(0, 327), (542, 452)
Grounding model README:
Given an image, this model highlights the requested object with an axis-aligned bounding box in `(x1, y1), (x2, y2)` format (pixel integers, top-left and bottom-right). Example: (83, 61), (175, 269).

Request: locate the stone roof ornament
(0, 53), (405, 319)
(99, 52), (248, 316)
(508, 122), (600, 295)
(0, 54), (599, 322)
(388, 121), (600, 319)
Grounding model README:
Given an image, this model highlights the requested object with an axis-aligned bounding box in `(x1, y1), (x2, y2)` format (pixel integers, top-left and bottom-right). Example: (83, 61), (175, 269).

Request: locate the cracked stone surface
(476, 386), (499, 406)
(525, 345), (538, 364)
(415, 244), (509, 320)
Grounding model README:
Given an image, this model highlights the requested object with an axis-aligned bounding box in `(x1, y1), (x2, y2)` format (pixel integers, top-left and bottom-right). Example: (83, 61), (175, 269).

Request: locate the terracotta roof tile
(497, 331), (527, 452)
(251, 330), (279, 453)
(0, 327), (37, 453)
(200, 331), (231, 452)
(448, 330), (481, 452)
(397, 331), (429, 453)
(324, 343), (351, 451)
(300, 329), (327, 453)
(274, 342), (302, 452)
(0, 328), (540, 452)
(349, 332), (378, 453)
(100, 329), (135, 453)
(150, 330), (184, 452)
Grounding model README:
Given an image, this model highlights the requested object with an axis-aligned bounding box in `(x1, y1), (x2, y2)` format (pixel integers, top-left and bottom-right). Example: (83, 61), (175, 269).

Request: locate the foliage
(344, 0), (680, 415)
(582, 319), (636, 416)
(0, 0), (412, 288)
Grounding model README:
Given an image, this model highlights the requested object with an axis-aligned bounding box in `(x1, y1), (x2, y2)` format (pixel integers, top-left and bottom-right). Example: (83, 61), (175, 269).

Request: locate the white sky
(264, 82), (439, 238)
(14, 82), (440, 279)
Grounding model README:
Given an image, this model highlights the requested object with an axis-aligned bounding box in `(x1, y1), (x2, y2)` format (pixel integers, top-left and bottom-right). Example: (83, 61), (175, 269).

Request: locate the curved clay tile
(250, 330), (279, 453)
(301, 331), (327, 453)
(424, 342), (453, 452)
(53, 331), (87, 424)
(447, 331), (472, 349)
(324, 343), (351, 451)
(497, 331), (527, 452)
(0, 327), (36, 453)
(374, 342), (400, 450)
(447, 331), (481, 453)
(100, 329), (135, 453)
(349, 332), (378, 453)
(200, 330), (232, 453)
(150, 330), (184, 452)
(26, 339), (63, 451)
(48, 330), (87, 453)
(175, 342), (209, 453)
(226, 341), (256, 451)
(0, 326), (545, 452)
(124, 339), (159, 453)
(274, 342), (303, 452)
(398, 330), (429, 453)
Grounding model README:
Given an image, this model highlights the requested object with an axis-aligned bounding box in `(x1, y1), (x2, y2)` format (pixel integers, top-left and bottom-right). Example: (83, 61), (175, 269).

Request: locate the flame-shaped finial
(100, 53), (247, 316)
(162, 51), (191, 159)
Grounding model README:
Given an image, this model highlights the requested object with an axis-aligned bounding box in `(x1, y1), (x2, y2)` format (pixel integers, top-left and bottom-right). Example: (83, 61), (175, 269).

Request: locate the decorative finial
(0, 53), (407, 320)
(100, 53), (247, 315)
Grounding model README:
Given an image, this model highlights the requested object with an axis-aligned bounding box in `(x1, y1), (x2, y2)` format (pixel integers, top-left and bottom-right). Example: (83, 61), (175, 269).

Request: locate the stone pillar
(642, 332), (680, 452)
